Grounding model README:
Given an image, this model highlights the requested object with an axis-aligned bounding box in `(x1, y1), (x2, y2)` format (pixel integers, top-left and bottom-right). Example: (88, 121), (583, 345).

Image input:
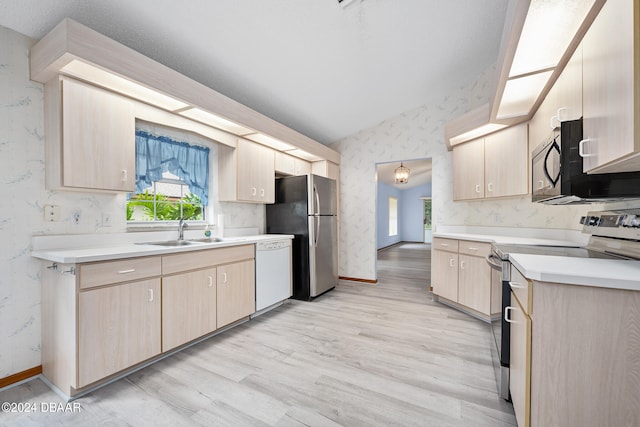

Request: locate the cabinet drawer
(433, 238), (458, 253)
(458, 240), (491, 258)
(510, 264), (532, 314)
(79, 257), (161, 290)
(162, 244), (254, 275)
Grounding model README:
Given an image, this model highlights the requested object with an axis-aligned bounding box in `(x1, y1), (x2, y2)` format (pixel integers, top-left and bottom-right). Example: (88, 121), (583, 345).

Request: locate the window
(388, 196), (398, 236)
(127, 130), (209, 222)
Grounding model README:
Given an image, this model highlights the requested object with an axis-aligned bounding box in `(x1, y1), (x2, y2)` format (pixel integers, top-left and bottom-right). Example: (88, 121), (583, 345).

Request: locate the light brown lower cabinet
(78, 278), (161, 388)
(508, 266), (640, 427)
(217, 260), (256, 327)
(508, 291), (531, 427)
(432, 238), (496, 320)
(41, 245), (256, 398)
(162, 268), (217, 352)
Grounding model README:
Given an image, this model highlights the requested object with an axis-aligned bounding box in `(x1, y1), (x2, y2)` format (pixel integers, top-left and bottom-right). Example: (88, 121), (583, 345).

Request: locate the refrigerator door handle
(313, 184), (321, 215)
(315, 214), (320, 247)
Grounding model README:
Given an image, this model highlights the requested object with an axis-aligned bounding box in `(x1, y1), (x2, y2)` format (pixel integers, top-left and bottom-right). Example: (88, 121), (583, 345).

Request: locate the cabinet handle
(487, 182), (493, 192)
(440, 243), (449, 247)
(251, 187), (257, 196)
(475, 184), (481, 194)
(467, 247), (478, 251)
(121, 169), (128, 182)
(504, 306), (516, 323)
(148, 289), (154, 302)
(260, 188), (265, 197)
(118, 269), (136, 274)
(449, 258), (456, 268)
(222, 272), (228, 283)
(509, 281), (527, 289)
(208, 275), (213, 287)
(460, 260), (466, 269)
(579, 139), (596, 157)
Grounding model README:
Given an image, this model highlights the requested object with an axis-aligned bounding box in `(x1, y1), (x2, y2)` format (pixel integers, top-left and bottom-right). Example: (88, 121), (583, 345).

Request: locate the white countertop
(509, 253), (640, 291)
(433, 232), (581, 247)
(31, 234), (293, 264)
(433, 226), (640, 291)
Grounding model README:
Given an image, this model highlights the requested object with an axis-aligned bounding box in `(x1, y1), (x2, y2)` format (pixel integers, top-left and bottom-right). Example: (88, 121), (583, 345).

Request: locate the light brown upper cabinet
(219, 139), (275, 204)
(45, 76), (135, 192)
(453, 124), (528, 201)
(581, 0), (640, 173)
(275, 151), (311, 176)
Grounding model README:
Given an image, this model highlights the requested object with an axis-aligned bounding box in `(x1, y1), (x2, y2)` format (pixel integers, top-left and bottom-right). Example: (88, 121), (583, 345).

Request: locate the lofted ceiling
(0, 0), (509, 145)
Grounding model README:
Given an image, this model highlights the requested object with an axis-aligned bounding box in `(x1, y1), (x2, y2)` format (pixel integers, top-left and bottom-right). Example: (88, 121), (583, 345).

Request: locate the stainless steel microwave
(532, 118), (640, 204)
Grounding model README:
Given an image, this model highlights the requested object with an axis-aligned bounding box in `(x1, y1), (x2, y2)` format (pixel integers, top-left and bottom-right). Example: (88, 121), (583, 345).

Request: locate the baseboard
(0, 365), (42, 389)
(339, 276), (377, 284)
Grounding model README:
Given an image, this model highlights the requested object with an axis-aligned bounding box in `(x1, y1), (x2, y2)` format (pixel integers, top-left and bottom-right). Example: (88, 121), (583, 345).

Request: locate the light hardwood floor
(0, 242), (516, 426)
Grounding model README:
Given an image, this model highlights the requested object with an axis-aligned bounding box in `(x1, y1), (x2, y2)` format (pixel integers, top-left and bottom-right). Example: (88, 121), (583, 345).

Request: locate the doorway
(422, 197), (432, 244)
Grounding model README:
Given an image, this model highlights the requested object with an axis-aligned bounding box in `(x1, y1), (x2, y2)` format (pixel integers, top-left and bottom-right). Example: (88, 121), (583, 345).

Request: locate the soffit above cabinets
(30, 18), (338, 164)
(445, 0), (606, 149)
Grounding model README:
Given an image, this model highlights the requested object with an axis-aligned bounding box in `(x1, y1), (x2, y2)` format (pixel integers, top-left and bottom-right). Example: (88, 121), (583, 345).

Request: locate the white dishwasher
(253, 239), (292, 315)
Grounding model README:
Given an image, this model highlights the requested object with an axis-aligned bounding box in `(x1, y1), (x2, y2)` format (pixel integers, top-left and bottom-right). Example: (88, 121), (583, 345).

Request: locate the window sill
(127, 221), (207, 232)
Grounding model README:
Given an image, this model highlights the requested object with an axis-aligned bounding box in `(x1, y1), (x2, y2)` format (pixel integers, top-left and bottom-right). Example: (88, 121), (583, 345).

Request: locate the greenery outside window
(127, 130), (209, 222)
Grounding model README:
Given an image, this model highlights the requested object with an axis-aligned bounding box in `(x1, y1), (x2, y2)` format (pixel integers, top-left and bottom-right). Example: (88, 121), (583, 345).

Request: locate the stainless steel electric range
(487, 209), (640, 400)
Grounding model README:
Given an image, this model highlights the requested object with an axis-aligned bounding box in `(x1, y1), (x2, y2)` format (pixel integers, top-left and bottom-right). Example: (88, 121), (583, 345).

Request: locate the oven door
(487, 252), (511, 400)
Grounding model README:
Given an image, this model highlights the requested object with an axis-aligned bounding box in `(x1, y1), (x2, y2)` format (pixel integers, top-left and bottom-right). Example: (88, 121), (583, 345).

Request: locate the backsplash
(0, 25), (263, 379)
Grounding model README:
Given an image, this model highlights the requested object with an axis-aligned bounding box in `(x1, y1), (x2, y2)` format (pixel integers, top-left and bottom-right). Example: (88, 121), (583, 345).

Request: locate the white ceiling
(0, 0), (508, 145)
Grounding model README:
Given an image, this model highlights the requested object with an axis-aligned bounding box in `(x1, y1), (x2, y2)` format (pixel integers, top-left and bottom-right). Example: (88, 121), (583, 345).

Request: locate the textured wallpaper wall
(330, 69), (640, 281)
(0, 25), (263, 379)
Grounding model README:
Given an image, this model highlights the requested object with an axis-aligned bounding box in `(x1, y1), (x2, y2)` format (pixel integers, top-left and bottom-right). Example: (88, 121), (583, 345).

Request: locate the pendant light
(394, 162), (410, 184)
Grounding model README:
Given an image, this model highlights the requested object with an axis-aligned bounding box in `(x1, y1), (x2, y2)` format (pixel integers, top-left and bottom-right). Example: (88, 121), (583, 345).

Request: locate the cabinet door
(61, 78), (135, 192)
(582, 0), (638, 173)
(236, 140), (275, 203)
(484, 125), (528, 198)
(509, 293), (531, 427)
(452, 139), (484, 200)
(78, 278), (161, 387)
(432, 249), (458, 302)
(554, 43), (583, 123)
(457, 254), (491, 315)
(217, 260), (255, 327)
(162, 268), (217, 352)
(275, 151), (296, 175)
(294, 158), (311, 175)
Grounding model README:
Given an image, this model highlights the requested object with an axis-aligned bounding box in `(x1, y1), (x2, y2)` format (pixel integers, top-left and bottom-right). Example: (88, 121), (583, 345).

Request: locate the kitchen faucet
(178, 217), (187, 241)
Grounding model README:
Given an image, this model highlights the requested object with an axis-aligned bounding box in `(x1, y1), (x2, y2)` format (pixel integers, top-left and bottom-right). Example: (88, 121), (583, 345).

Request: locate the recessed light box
(179, 108), (255, 135)
(244, 133), (295, 151)
(60, 60), (190, 111)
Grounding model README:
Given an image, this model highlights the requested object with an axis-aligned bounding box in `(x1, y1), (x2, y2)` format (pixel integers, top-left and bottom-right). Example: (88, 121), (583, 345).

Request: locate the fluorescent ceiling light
(179, 108), (255, 135)
(497, 71), (553, 119)
(60, 60), (190, 111)
(510, 0), (595, 77)
(449, 123), (508, 146)
(245, 133), (295, 151)
(283, 148), (323, 162)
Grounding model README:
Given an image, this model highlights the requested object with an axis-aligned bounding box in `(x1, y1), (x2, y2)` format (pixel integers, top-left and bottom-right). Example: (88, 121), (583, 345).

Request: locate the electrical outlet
(72, 210), (81, 226)
(102, 212), (112, 227)
(44, 204), (60, 222)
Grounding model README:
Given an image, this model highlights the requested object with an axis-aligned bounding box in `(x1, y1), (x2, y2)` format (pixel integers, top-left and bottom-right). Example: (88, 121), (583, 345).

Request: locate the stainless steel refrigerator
(266, 174), (338, 300)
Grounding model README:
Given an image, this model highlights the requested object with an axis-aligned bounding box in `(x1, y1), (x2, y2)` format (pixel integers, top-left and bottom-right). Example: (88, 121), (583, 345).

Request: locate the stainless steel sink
(142, 240), (204, 247)
(188, 237), (223, 243)
(140, 237), (222, 246)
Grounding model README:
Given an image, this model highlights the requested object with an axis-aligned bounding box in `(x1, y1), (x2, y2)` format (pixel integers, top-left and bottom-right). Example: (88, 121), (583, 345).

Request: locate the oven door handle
(486, 254), (503, 271)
